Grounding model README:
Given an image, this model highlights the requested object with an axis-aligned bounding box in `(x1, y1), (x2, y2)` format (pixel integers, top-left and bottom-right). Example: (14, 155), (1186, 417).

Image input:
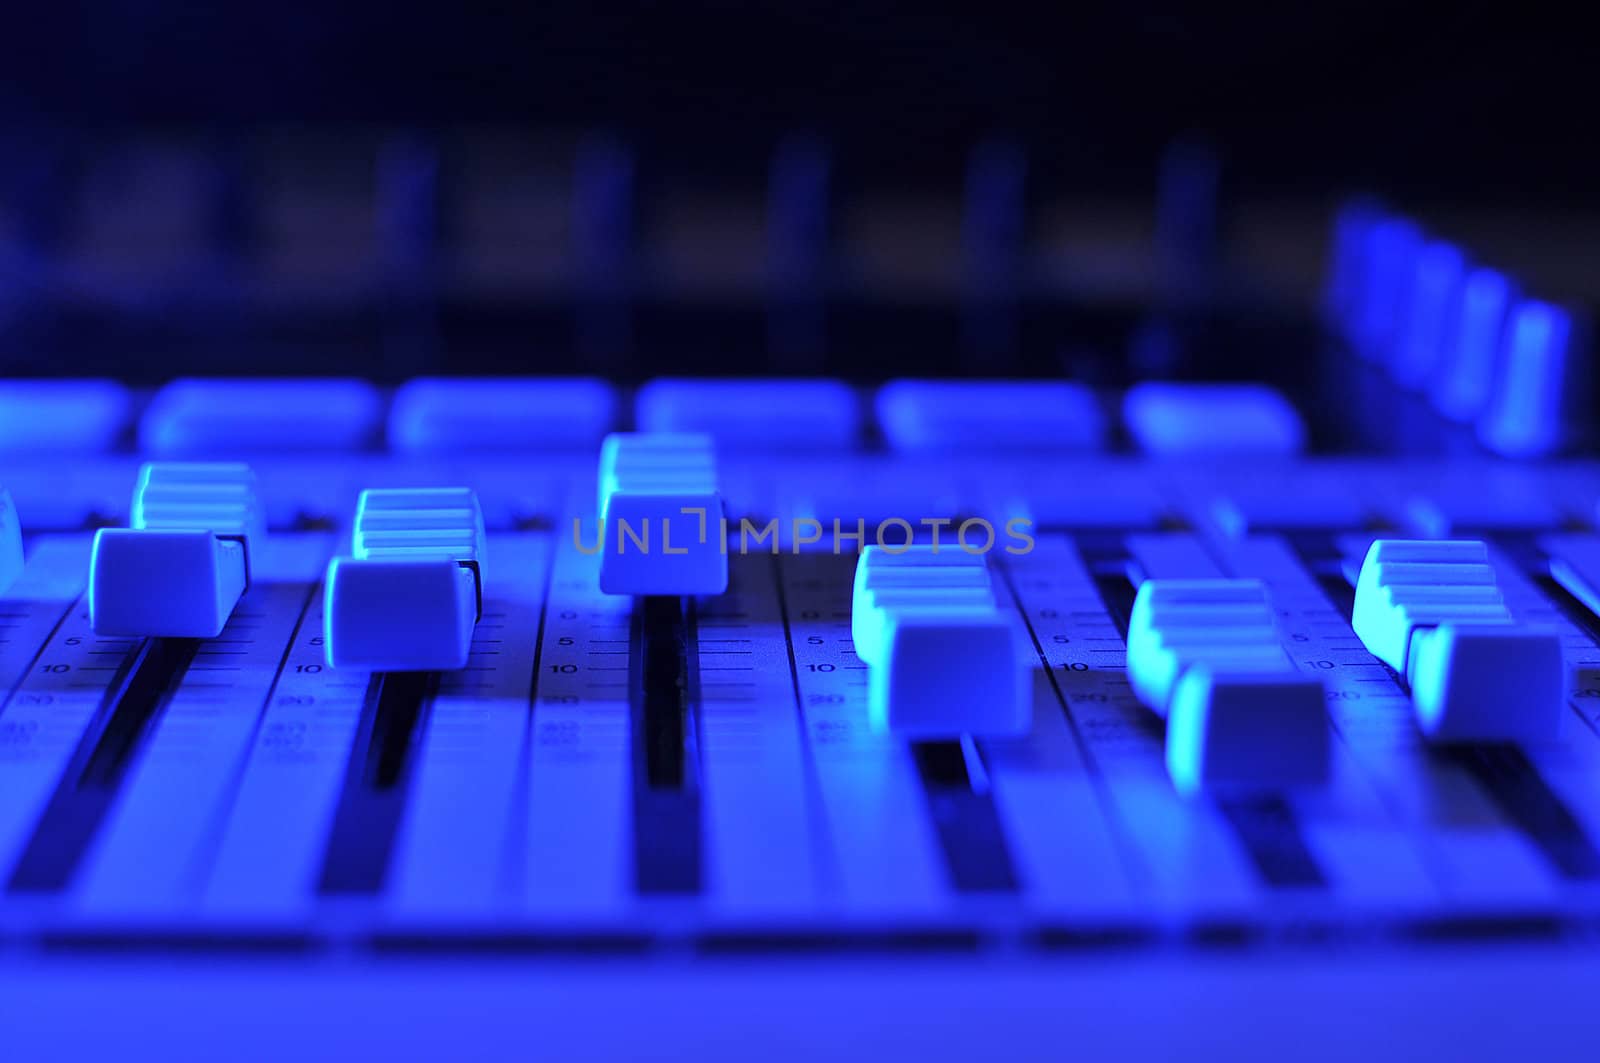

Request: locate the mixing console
(5, 98), (1600, 1059)
(3, 375), (1600, 943)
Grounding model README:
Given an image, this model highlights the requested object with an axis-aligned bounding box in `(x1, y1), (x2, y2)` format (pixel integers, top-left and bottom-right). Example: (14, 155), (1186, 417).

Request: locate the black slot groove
(911, 741), (970, 788)
(628, 595), (702, 895)
(364, 671), (432, 789)
(1282, 531), (1359, 621)
(1217, 796), (1327, 888)
(1440, 744), (1600, 882)
(1075, 532), (1137, 639)
(911, 741), (1018, 894)
(79, 638), (201, 786)
(8, 636), (199, 893)
(317, 670), (437, 895)
(637, 596), (692, 789)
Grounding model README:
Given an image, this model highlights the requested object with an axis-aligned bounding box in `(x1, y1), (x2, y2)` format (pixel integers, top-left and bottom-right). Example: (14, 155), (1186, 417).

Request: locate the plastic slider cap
(1390, 240), (1469, 390)
(868, 608), (1027, 738)
(597, 432), (728, 596)
(324, 488), (487, 672)
(89, 463), (264, 638)
(0, 487), (22, 595)
(1430, 268), (1515, 423)
(1165, 667), (1331, 798)
(1126, 579), (1329, 795)
(1322, 199), (1385, 327)
(850, 545), (993, 665)
(1477, 300), (1587, 459)
(849, 545), (1028, 738)
(1352, 215), (1424, 360)
(1352, 538), (1563, 742)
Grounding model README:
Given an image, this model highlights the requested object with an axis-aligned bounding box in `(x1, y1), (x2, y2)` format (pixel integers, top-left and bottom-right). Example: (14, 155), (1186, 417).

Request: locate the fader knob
(1126, 579), (1329, 796)
(0, 487), (21, 596)
(89, 463), (264, 638)
(851, 546), (1027, 737)
(597, 432), (728, 596)
(1352, 539), (1562, 742)
(324, 488), (487, 671)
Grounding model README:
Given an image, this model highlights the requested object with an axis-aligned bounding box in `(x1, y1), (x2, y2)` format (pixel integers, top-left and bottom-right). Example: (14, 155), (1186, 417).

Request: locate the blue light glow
(635, 377), (859, 450)
(0, 380), (130, 453)
(389, 377), (616, 453)
(875, 379), (1105, 453)
(1391, 240), (1467, 389)
(1353, 214), (1423, 359)
(1430, 267), (1514, 422)
(140, 378), (382, 455)
(1477, 300), (1575, 457)
(1122, 382), (1306, 457)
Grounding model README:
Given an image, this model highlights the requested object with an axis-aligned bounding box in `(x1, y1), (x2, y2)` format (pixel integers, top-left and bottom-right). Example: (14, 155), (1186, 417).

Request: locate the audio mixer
(7, 346), (1600, 1054)
(5, 54), (1600, 1048)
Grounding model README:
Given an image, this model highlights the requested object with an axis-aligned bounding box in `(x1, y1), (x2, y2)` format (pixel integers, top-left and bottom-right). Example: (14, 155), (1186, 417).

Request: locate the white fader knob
(0, 487), (22, 596)
(1126, 580), (1329, 796)
(850, 546), (1027, 737)
(325, 488), (486, 671)
(90, 463), (264, 638)
(597, 432), (727, 596)
(1353, 539), (1562, 742)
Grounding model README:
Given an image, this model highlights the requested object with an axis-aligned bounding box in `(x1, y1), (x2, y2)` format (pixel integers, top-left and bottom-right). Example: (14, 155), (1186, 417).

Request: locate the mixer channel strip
(6, 451), (1600, 955)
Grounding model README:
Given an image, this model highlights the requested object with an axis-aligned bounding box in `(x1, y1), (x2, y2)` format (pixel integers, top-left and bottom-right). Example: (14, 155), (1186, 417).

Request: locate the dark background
(0, 3), (1584, 204)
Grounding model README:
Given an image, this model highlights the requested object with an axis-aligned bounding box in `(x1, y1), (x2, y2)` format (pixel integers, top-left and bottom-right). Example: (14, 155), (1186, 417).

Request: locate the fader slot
(1465, 538), (1600, 873)
(777, 551), (949, 914)
(317, 670), (438, 895)
(383, 534), (549, 917)
(69, 566), (325, 917)
(628, 594), (702, 895)
(0, 541), (113, 884)
(1439, 745), (1600, 882)
(7, 636), (200, 893)
(1213, 797), (1326, 889)
(910, 740), (1019, 894)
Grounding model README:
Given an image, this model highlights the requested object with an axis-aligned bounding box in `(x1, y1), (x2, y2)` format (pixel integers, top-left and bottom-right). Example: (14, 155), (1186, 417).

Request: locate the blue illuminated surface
(1353, 214), (1423, 358)
(1322, 198), (1384, 323)
(635, 377), (859, 449)
(0, 379), (130, 452)
(1478, 300), (1574, 457)
(389, 376), (616, 452)
(140, 378), (382, 454)
(0, 487), (21, 595)
(1391, 240), (1467, 389)
(875, 379), (1104, 452)
(1123, 382), (1306, 457)
(1430, 267), (1514, 422)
